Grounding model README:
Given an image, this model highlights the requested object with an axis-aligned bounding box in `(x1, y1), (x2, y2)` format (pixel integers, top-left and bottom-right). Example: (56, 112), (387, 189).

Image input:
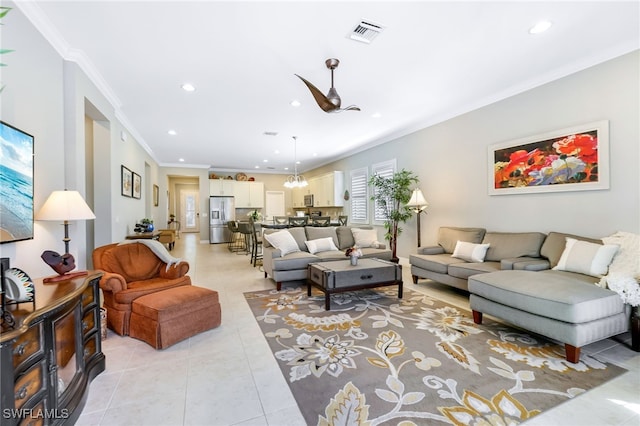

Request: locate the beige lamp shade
(35, 190), (96, 221)
(406, 188), (429, 210)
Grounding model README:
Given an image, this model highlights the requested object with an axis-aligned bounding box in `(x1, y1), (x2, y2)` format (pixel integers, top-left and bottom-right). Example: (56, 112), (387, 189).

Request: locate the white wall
(310, 51), (639, 259)
(1, 3), (161, 277)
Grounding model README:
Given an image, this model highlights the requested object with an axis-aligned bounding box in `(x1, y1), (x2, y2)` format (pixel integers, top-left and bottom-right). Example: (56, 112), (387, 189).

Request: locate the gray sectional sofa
(263, 226), (392, 291)
(409, 226), (635, 363)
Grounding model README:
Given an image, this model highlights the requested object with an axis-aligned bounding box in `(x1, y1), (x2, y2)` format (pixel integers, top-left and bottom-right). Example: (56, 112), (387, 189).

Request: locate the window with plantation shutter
(371, 159), (396, 224)
(350, 167), (368, 224)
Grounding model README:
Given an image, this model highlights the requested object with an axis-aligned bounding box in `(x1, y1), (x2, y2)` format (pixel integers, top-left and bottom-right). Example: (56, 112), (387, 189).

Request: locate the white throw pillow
(451, 241), (490, 263)
(351, 228), (379, 248)
(305, 237), (339, 254)
(553, 237), (619, 277)
(263, 230), (300, 256)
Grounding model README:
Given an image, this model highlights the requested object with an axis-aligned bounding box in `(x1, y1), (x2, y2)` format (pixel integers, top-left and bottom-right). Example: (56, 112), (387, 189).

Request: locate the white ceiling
(18, 1), (639, 174)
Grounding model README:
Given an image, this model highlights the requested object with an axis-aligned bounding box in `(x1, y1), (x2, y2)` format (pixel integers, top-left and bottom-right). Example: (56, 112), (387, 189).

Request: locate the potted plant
(141, 218), (154, 232)
(369, 169), (419, 262)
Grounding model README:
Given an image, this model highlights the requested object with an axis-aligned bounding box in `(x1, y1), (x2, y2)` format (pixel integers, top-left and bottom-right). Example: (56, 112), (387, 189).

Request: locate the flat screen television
(0, 121), (34, 244)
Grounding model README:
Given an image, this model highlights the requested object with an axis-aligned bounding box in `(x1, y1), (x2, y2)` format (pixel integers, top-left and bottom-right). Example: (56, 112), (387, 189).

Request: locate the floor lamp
(406, 188), (429, 247)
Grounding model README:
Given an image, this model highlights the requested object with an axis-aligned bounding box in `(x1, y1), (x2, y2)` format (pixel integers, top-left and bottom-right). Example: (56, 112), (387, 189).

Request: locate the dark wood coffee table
(307, 258), (403, 310)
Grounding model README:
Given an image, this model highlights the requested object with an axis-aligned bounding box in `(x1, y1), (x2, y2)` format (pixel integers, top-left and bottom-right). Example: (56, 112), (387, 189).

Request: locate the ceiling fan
(295, 58), (361, 113)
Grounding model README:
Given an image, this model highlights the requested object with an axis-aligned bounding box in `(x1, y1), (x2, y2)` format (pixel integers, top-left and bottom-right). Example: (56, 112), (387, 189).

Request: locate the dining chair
(288, 216), (309, 227)
(311, 216), (331, 227)
(274, 216), (288, 225)
(338, 215), (348, 226)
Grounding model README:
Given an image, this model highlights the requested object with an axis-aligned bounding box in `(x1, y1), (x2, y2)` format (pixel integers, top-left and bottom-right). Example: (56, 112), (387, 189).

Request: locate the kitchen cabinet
(234, 182), (264, 208)
(0, 272), (105, 425)
(310, 171), (344, 207)
(209, 179), (235, 196)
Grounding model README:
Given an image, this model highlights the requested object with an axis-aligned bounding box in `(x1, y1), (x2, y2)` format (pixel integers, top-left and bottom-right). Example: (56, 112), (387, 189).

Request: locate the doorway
(179, 189), (200, 233)
(265, 191), (285, 222)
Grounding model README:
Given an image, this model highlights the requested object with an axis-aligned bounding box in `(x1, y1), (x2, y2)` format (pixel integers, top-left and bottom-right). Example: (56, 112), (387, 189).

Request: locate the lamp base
(43, 270), (88, 284)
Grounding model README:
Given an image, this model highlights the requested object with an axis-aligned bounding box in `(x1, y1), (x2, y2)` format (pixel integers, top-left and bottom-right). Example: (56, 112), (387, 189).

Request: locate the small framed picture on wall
(132, 172), (142, 199)
(121, 165), (132, 197)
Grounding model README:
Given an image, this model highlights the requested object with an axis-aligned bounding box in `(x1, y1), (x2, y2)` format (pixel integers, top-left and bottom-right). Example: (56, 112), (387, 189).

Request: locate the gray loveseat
(263, 226), (392, 291)
(410, 226), (634, 363)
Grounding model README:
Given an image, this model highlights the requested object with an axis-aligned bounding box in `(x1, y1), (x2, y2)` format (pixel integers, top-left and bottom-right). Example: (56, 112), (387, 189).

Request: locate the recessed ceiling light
(263, 159), (268, 163)
(290, 100), (301, 107)
(168, 129), (177, 135)
(181, 83), (196, 92)
(255, 165), (260, 169)
(313, 153), (317, 157)
(529, 20), (552, 34)
(296, 160), (301, 165)
(372, 112), (382, 118)
(178, 158), (185, 162)
(274, 150), (280, 154)
(284, 167), (289, 171)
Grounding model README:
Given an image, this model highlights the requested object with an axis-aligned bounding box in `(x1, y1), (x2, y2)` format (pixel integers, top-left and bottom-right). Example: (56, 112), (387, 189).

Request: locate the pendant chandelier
(284, 136), (308, 188)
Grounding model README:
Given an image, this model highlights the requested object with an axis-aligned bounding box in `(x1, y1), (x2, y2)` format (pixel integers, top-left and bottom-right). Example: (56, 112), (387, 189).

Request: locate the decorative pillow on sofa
(305, 237), (339, 254)
(553, 237), (619, 277)
(351, 228), (379, 248)
(451, 240), (490, 263)
(263, 230), (301, 256)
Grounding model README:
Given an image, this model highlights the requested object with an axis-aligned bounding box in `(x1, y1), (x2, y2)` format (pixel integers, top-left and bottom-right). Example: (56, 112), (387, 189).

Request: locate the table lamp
(35, 189), (96, 283)
(406, 188), (429, 247)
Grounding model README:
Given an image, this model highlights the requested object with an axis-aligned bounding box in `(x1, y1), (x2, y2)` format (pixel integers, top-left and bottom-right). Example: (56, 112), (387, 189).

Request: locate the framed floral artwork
(488, 120), (609, 195)
(132, 172), (142, 199)
(121, 165), (132, 197)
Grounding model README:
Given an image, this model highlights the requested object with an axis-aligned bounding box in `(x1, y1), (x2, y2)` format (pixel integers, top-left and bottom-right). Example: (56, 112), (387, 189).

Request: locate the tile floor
(78, 233), (640, 426)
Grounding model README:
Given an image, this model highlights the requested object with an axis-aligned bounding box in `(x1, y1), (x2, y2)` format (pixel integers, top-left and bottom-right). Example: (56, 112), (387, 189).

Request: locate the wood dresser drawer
(82, 309), (97, 337)
(12, 323), (43, 371)
(17, 400), (45, 426)
(14, 359), (46, 410)
(81, 284), (96, 309)
(83, 333), (99, 361)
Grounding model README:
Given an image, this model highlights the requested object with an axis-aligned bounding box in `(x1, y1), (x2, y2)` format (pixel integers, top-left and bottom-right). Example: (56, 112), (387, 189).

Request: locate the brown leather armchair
(93, 242), (191, 335)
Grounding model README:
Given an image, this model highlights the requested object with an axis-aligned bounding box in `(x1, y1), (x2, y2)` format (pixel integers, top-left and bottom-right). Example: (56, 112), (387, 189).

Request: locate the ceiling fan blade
(342, 105), (361, 111)
(295, 74), (339, 113)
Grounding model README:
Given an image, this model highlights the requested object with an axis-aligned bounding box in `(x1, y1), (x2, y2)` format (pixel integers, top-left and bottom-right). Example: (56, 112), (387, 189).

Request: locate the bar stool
(237, 222), (253, 256)
(227, 221), (243, 252)
(249, 218), (263, 267)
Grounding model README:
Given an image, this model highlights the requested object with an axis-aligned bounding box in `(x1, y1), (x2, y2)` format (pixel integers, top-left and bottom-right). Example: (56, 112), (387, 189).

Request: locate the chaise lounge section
(409, 227), (637, 362)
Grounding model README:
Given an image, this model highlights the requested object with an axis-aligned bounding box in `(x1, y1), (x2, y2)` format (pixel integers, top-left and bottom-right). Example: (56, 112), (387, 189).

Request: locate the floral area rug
(244, 287), (626, 425)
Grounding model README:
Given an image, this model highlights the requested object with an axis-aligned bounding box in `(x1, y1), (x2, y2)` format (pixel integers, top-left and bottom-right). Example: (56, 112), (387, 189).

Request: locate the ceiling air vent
(349, 20), (385, 44)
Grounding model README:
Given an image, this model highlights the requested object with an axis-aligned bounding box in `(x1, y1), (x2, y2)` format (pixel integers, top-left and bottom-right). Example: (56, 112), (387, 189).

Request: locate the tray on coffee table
(307, 258), (403, 310)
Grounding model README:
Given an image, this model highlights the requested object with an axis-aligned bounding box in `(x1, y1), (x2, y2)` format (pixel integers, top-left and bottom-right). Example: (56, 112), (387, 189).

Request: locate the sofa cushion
(288, 227), (309, 251)
(409, 253), (467, 274)
(272, 251), (318, 271)
(305, 226), (339, 248)
(448, 262), (501, 279)
(351, 228), (380, 248)
(482, 232), (546, 261)
(468, 270), (624, 323)
(360, 247), (392, 260)
(314, 250), (347, 261)
(336, 226), (374, 250)
(305, 237), (339, 254)
(263, 230), (301, 256)
(452, 241), (490, 262)
(553, 237), (619, 277)
(437, 227), (486, 253)
(541, 231), (602, 268)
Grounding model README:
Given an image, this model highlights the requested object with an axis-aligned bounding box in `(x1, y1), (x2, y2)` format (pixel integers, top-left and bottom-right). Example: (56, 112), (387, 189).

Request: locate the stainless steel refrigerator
(209, 196), (235, 243)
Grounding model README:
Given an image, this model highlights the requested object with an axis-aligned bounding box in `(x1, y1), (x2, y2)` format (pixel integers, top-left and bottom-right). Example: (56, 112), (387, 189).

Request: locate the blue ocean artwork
(0, 122), (34, 243)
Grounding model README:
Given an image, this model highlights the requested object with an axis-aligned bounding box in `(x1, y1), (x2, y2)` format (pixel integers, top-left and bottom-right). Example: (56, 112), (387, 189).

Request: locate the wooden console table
(125, 230), (161, 240)
(0, 272), (105, 425)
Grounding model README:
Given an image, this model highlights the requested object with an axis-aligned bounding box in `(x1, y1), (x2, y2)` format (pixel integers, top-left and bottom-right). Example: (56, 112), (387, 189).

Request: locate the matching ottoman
(468, 270), (629, 363)
(129, 286), (222, 349)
